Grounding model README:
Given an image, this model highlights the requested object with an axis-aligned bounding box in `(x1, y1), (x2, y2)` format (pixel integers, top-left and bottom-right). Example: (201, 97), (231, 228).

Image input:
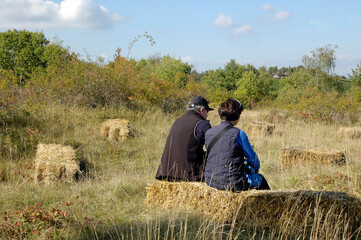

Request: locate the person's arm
(194, 120), (211, 142)
(236, 130), (260, 172)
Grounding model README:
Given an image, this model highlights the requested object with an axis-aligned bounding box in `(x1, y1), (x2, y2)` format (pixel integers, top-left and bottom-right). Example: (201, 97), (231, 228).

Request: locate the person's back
(204, 121), (248, 190)
(204, 98), (270, 191)
(155, 96), (213, 181)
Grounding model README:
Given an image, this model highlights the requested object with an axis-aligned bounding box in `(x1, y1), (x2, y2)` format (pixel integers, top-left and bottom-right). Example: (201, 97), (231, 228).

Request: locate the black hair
(218, 98), (244, 121)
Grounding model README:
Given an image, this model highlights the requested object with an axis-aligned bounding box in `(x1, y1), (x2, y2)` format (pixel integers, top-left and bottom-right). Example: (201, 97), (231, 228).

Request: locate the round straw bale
(101, 119), (130, 141)
(34, 143), (80, 184)
(281, 146), (346, 167)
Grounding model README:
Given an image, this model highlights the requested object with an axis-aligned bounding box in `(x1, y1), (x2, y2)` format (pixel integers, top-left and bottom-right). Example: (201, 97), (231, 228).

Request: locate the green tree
(201, 59), (256, 91)
(302, 44), (338, 75)
(268, 66), (278, 75)
(137, 55), (192, 89)
(201, 69), (227, 90)
(259, 66), (267, 74)
(302, 44), (338, 89)
(301, 44), (344, 92)
(276, 68), (314, 104)
(42, 43), (71, 67)
(0, 29), (49, 84)
(234, 71), (274, 107)
(280, 68), (314, 89)
(190, 69), (203, 82)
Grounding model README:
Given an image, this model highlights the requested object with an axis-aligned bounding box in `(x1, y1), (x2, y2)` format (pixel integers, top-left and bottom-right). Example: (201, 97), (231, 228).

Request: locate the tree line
(1, 29), (360, 123)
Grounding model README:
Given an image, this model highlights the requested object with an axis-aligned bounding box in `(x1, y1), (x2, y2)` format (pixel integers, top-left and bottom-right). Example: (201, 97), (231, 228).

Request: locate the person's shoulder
(237, 129), (249, 139)
(199, 119), (211, 125)
(196, 119), (211, 129)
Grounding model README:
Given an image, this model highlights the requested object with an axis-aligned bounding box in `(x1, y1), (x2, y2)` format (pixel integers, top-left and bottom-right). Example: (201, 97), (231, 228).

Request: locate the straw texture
(281, 146), (346, 166)
(246, 121), (275, 136)
(146, 181), (361, 232)
(339, 127), (361, 139)
(101, 119), (130, 141)
(34, 143), (79, 183)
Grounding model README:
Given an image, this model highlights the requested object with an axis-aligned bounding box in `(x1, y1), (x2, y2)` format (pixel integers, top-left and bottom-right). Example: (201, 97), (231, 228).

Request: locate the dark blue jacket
(204, 121), (250, 191)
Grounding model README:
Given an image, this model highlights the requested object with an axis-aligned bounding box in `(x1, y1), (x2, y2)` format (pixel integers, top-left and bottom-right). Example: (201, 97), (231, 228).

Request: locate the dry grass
(1, 105), (361, 239)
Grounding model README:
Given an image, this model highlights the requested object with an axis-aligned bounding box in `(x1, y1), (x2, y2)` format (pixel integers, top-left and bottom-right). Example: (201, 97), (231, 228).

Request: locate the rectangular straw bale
(101, 119), (130, 141)
(34, 143), (79, 184)
(281, 146), (346, 166)
(246, 121), (275, 136)
(146, 181), (361, 233)
(339, 127), (361, 139)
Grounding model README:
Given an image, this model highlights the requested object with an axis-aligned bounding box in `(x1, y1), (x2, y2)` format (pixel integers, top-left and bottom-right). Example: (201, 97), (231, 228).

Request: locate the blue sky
(1, 0), (360, 76)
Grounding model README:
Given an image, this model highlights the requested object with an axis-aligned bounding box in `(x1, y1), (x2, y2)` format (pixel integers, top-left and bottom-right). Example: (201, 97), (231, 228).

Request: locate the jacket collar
(186, 110), (206, 120)
(220, 120), (234, 127)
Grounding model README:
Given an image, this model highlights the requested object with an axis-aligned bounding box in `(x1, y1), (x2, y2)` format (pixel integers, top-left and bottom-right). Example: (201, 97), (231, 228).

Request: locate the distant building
(273, 72), (290, 79)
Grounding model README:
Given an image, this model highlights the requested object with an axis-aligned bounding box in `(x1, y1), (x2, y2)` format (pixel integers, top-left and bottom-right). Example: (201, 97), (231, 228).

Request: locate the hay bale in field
(34, 144), (80, 183)
(339, 127), (361, 139)
(246, 121), (275, 136)
(101, 119), (130, 141)
(281, 146), (346, 166)
(146, 181), (361, 233)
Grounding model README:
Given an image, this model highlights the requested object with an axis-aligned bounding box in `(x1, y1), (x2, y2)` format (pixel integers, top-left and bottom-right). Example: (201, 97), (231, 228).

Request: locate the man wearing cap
(155, 96), (213, 181)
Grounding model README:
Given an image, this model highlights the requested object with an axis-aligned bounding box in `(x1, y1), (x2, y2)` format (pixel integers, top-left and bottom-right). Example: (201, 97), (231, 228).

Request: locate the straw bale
(101, 119), (130, 141)
(34, 144), (80, 184)
(146, 181), (361, 231)
(246, 121), (275, 136)
(339, 127), (361, 139)
(281, 146), (346, 166)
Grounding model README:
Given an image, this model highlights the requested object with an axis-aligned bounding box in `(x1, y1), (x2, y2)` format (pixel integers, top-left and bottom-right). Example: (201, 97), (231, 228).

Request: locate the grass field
(0, 103), (360, 239)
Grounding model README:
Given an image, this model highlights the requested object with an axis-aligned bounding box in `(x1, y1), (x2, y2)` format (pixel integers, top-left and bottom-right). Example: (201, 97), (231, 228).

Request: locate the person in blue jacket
(204, 98), (270, 191)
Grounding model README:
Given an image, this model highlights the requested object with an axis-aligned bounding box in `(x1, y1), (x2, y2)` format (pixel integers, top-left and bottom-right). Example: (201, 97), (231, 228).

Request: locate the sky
(0, 0), (360, 77)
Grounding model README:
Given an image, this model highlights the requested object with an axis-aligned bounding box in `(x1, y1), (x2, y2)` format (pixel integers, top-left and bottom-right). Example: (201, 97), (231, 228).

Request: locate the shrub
(350, 62), (361, 102)
(279, 88), (361, 123)
(0, 69), (20, 112)
(0, 69), (40, 158)
(28, 54), (204, 112)
(0, 203), (71, 239)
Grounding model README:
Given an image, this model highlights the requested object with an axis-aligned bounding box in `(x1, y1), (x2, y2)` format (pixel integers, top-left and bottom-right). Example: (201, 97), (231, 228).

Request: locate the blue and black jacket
(204, 121), (262, 191)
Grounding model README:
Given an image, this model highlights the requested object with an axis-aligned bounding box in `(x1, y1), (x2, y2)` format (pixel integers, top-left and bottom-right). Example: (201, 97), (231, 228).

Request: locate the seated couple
(155, 96), (270, 191)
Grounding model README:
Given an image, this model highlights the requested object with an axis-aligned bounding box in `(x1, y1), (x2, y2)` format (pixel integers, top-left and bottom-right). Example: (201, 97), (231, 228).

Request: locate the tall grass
(0, 103), (360, 239)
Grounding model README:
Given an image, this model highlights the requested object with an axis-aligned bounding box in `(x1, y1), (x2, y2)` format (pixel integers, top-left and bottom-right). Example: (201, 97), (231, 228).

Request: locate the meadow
(0, 101), (360, 239)
(1, 30), (361, 239)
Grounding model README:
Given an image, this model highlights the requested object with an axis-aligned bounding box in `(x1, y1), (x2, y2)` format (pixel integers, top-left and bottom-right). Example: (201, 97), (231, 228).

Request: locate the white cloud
(261, 3), (275, 11)
(233, 25), (253, 35)
(99, 53), (109, 60)
(181, 56), (196, 63)
(214, 13), (254, 38)
(0, 0), (123, 29)
(274, 11), (291, 21)
(214, 13), (233, 27)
